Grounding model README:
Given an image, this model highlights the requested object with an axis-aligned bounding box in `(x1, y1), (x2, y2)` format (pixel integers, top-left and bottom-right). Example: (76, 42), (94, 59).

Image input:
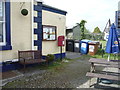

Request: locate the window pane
(0, 2), (4, 21)
(0, 2), (4, 43)
(43, 25), (56, 41)
(0, 22), (3, 42)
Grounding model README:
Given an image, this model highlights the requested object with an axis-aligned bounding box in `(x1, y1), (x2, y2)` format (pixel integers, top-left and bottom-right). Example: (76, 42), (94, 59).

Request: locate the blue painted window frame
(0, 1), (12, 50)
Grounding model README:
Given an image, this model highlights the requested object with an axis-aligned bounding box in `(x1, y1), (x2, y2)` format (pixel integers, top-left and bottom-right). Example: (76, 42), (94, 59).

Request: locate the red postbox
(58, 36), (65, 46)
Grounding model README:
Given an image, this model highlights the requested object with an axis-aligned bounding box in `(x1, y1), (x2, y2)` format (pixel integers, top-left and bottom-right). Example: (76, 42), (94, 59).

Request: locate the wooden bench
(86, 58), (120, 87)
(18, 50), (47, 72)
(86, 72), (119, 81)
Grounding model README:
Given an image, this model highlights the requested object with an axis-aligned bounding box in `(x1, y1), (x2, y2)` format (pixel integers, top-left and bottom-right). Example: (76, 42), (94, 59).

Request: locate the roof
(66, 29), (73, 35)
(67, 24), (80, 30)
(42, 4), (67, 15)
(72, 25), (80, 29)
(103, 19), (111, 33)
(104, 28), (110, 33)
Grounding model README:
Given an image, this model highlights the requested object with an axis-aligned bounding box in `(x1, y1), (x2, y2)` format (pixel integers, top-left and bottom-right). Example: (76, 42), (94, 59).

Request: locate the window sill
(0, 45), (12, 51)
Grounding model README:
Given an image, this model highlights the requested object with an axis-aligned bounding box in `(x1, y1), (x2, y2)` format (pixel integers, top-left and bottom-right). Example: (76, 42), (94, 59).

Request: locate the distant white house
(103, 19), (111, 41)
(118, 1), (120, 10)
(116, 1), (120, 42)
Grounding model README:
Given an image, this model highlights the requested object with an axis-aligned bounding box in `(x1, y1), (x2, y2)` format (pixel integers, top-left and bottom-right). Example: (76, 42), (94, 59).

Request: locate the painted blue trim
(34, 3), (42, 50)
(34, 28), (42, 34)
(34, 29), (39, 34)
(1, 62), (43, 72)
(34, 40), (41, 46)
(34, 17), (42, 23)
(1, 53), (66, 72)
(5, 2), (11, 45)
(38, 12), (42, 17)
(34, 3), (67, 15)
(0, 45), (12, 50)
(42, 4), (67, 16)
(42, 55), (46, 60)
(2, 63), (23, 72)
(0, 1), (12, 51)
(34, 5), (42, 12)
(37, 22), (42, 29)
(42, 53), (66, 60)
(37, 22), (42, 50)
(54, 53), (66, 59)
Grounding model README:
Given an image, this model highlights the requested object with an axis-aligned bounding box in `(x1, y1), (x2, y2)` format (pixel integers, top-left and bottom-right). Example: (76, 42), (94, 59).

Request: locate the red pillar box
(58, 36), (65, 46)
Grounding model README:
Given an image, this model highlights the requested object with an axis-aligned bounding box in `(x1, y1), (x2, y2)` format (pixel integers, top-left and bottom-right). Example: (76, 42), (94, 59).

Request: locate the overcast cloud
(43, 0), (119, 32)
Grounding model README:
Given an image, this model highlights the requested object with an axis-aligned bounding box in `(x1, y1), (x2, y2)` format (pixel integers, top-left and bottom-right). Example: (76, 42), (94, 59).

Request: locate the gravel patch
(3, 56), (91, 88)
(2, 52), (119, 88)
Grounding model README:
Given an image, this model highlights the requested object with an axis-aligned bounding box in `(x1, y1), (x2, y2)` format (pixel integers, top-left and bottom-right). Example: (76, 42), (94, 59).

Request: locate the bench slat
(89, 58), (120, 69)
(18, 50), (48, 73)
(86, 72), (119, 81)
(19, 59), (46, 64)
(94, 63), (120, 68)
(89, 58), (119, 65)
(18, 50), (47, 65)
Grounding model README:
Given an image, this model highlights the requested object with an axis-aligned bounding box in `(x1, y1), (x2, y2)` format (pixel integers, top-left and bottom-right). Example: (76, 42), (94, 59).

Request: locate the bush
(96, 48), (104, 55)
(46, 54), (55, 62)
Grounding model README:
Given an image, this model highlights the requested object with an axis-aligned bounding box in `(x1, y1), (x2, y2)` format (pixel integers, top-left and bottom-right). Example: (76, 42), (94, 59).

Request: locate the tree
(79, 20), (87, 39)
(93, 27), (101, 33)
(84, 27), (90, 34)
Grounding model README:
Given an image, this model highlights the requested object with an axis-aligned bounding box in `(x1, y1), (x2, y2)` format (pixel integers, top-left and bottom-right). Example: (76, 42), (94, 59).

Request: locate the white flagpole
(108, 54), (110, 61)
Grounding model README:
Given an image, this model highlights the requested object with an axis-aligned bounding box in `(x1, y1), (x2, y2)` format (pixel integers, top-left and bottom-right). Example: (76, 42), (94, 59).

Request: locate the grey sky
(43, 0), (119, 32)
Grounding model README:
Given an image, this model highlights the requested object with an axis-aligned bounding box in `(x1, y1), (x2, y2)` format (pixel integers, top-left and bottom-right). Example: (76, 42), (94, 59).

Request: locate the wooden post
(61, 46), (62, 61)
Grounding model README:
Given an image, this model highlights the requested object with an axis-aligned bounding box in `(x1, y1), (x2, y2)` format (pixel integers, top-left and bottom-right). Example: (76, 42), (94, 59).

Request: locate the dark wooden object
(18, 50), (47, 72)
(86, 58), (120, 87)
